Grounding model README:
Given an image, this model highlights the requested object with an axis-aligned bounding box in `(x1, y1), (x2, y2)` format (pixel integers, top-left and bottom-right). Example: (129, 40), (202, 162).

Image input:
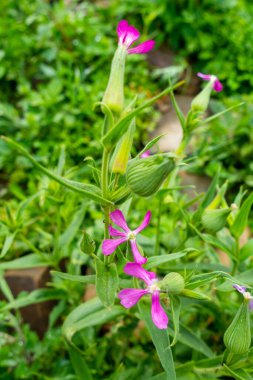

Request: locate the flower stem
(101, 148), (110, 239)
(155, 197), (162, 256)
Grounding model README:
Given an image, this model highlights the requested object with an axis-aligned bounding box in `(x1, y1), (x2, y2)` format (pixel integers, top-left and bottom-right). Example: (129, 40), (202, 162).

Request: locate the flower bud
(126, 154), (175, 197)
(191, 78), (214, 112)
(201, 208), (230, 232)
(159, 272), (185, 294)
(111, 118), (135, 174)
(102, 46), (127, 113)
(224, 301), (251, 354)
(80, 231), (95, 255)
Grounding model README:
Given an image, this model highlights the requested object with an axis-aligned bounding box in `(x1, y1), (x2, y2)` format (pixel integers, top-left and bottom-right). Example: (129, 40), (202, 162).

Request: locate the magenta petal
(117, 20), (129, 45)
(124, 262), (156, 286)
(140, 150), (151, 158)
(130, 240), (147, 264)
(123, 25), (140, 48)
(128, 40), (155, 55)
(118, 288), (148, 308)
(213, 79), (223, 92)
(110, 209), (130, 233)
(151, 291), (168, 329)
(233, 284), (247, 294)
(133, 211), (151, 234)
(197, 72), (211, 81)
(249, 299), (253, 311)
(102, 237), (127, 256)
(109, 225), (127, 238)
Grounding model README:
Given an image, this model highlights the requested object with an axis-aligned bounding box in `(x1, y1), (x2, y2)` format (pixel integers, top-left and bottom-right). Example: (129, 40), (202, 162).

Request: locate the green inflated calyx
(126, 154), (175, 197)
(159, 272), (185, 294)
(201, 208), (230, 232)
(223, 301), (251, 354)
(102, 46), (127, 113)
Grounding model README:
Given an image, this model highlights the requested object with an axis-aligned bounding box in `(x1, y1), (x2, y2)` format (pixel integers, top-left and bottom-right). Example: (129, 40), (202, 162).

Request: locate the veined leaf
(0, 136), (113, 206)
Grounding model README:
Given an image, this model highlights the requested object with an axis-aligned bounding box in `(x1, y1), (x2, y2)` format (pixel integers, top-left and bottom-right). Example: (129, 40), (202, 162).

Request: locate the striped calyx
(126, 154), (175, 197)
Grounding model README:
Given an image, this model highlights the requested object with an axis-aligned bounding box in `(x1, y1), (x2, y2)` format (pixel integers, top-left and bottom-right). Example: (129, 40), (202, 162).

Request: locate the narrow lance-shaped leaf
(230, 192), (253, 239)
(0, 136), (113, 206)
(170, 295), (181, 347)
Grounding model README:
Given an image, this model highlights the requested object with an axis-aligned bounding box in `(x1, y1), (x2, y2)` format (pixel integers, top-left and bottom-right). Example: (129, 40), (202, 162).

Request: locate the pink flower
(197, 72), (223, 92)
(102, 209), (151, 264)
(233, 284), (253, 310)
(118, 263), (168, 329)
(117, 20), (155, 55)
(140, 150), (151, 158)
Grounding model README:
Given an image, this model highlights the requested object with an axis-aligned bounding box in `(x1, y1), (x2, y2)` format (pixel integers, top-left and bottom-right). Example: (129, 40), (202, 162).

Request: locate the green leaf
(231, 192), (253, 239)
(68, 345), (93, 380)
(95, 259), (119, 307)
(168, 322), (214, 358)
(189, 271), (249, 291)
(190, 225), (233, 256)
(102, 82), (183, 148)
(0, 136), (112, 206)
(16, 191), (42, 223)
(51, 271), (95, 284)
(223, 364), (251, 380)
(240, 239), (253, 261)
(63, 298), (124, 343)
(63, 298), (103, 338)
(1, 289), (64, 311)
(192, 169), (220, 223)
(180, 289), (210, 300)
(145, 249), (195, 270)
(201, 102), (244, 126)
(138, 300), (176, 380)
(137, 134), (167, 157)
(57, 203), (87, 256)
(170, 296), (181, 347)
(0, 231), (18, 258)
(0, 253), (52, 270)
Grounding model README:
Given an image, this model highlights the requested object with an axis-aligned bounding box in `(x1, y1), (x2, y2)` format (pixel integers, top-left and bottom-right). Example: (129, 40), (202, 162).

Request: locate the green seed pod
(126, 154), (175, 197)
(81, 231), (95, 255)
(159, 272), (185, 294)
(201, 208), (230, 232)
(224, 301), (251, 354)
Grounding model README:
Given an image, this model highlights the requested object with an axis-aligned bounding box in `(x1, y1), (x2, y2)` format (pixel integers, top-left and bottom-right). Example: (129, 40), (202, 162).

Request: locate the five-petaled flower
(233, 284), (253, 310)
(102, 209), (151, 264)
(197, 72), (223, 92)
(118, 263), (168, 329)
(117, 20), (155, 55)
